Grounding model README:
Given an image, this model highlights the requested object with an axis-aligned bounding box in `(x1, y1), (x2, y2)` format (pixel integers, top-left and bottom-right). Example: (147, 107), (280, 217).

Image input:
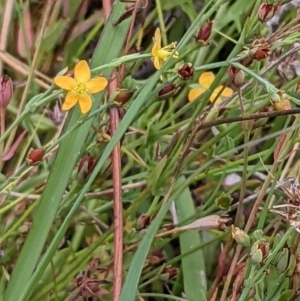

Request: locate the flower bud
(195, 20), (213, 45)
(0, 76), (13, 108)
(250, 241), (269, 264)
(251, 45), (271, 60)
(258, 3), (280, 22)
(231, 226), (250, 248)
(287, 253), (296, 277)
(273, 98), (291, 111)
(253, 229), (263, 240)
(77, 154), (96, 180)
(146, 255), (163, 266)
(158, 84), (179, 100)
(228, 67), (245, 88)
(159, 266), (179, 280)
(275, 248), (290, 273)
(251, 248), (263, 265)
(177, 63), (194, 80)
(113, 89), (134, 105)
(270, 90), (291, 111)
(26, 148), (45, 164)
(137, 214), (152, 230)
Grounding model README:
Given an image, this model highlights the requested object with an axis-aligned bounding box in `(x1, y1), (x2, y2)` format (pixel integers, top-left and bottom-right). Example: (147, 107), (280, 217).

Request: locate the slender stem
(102, 1), (123, 301)
(235, 89), (250, 226)
(155, 0), (167, 45)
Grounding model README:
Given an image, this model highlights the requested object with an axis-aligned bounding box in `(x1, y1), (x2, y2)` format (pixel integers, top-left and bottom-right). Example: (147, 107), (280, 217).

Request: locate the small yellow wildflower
(151, 28), (179, 70)
(54, 60), (108, 114)
(188, 72), (233, 104)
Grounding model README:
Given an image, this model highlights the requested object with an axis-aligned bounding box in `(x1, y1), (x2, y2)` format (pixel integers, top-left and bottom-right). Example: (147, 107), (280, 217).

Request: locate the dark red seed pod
(113, 89), (134, 105)
(195, 20), (213, 45)
(258, 3), (280, 22)
(26, 148), (45, 164)
(178, 63), (194, 80)
(158, 84), (179, 100)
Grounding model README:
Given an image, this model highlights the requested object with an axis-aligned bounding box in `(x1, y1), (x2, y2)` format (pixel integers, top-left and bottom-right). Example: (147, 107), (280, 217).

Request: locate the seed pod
(231, 226), (250, 248)
(158, 84), (179, 100)
(26, 148), (45, 164)
(252, 45), (271, 60)
(228, 67), (245, 88)
(258, 3), (280, 22)
(177, 63), (194, 80)
(0, 76), (13, 109)
(250, 240), (269, 265)
(270, 90), (291, 111)
(137, 214), (152, 230)
(113, 89), (134, 105)
(195, 20), (213, 45)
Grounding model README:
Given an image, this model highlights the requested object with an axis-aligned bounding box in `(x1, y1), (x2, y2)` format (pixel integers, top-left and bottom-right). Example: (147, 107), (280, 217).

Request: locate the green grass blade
(175, 176), (207, 301)
(119, 195), (174, 301)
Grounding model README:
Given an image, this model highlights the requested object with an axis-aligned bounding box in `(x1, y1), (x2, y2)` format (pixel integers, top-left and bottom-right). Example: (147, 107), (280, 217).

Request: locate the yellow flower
(188, 72), (233, 104)
(151, 28), (179, 70)
(54, 60), (108, 114)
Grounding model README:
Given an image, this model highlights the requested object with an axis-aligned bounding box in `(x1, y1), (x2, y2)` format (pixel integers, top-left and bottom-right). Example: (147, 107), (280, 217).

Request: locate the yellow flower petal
(151, 44), (158, 57)
(214, 86), (233, 98)
(86, 77), (108, 94)
(62, 91), (78, 111)
(54, 76), (76, 90)
(152, 28), (161, 57)
(74, 60), (91, 83)
(221, 87), (234, 97)
(153, 56), (161, 70)
(210, 87), (223, 104)
(78, 94), (92, 114)
(199, 72), (215, 89)
(188, 88), (205, 102)
(154, 28), (161, 47)
(209, 93), (222, 104)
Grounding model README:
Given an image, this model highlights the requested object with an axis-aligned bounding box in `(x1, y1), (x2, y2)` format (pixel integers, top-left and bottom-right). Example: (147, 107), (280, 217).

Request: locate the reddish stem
(102, 1), (123, 301)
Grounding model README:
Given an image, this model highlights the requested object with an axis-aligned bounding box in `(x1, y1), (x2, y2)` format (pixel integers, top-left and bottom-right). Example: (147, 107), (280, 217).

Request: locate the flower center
(157, 42), (179, 60)
(73, 82), (88, 94)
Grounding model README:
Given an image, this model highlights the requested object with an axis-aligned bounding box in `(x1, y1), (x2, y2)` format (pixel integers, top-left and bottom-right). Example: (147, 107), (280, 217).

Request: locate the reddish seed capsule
(113, 89), (134, 105)
(178, 63), (194, 80)
(158, 84), (179, 100)
(258, 3), (280, 22)
(252, 45), (271, 60)
(137, 214), (153, 230)
(228, 67), (245, 88)
(195, 20), (213, 45)
(26, 148), (45, 164)
(0, 76), (13, 109)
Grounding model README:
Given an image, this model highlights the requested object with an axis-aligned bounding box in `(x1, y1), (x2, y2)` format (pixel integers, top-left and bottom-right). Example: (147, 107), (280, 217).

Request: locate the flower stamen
(73, 83), (88, 94)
